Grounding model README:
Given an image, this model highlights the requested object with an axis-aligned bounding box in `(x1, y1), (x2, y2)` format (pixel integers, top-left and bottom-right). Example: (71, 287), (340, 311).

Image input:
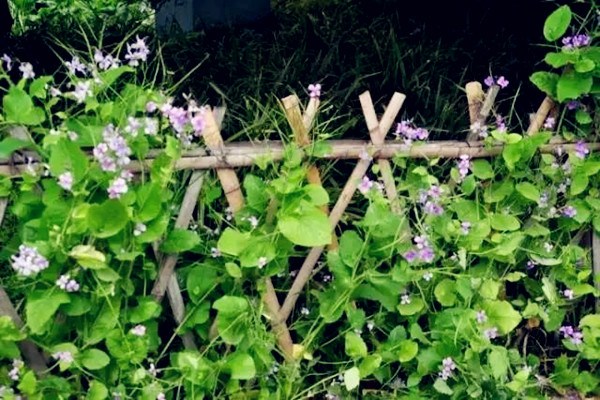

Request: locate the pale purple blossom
(484, 327), (499, 339)
(144, 118), (159, 136)
(358, 176), (374, 194)
(566, 101), (580, 110)
(495, 114), (507, 132)
(94, 49), (119, 70)
(476, 310), (487, 324)
(11, 245), (49, 276)
(125, 36), (150, 67)
(563, 289), (574, 300)
(559, 325), (583, 345)
(484, 75), (508, 88)
(130, 325), (147, 336)
(424, 201), (444, 216)
(574, 141), (589, 159)
(419, 247), (435, 263)
(72, 81), (92, 103)
(562, 34), (591, 49)
(460, 221), (471, 234)
(146, 101), (158, 113)
(538, 191), (549, 208)
(308, 83), (322, 98)
(428, 185), (442, 199)
(484, 76), (495, 87)
(8, 359), (23, 381)
(400, 294), (411, 305)
(562, 206), (577, 218)
(414, 235), (428, 249)
(1, 54), (12, 70)
(543, 117), (556, 130)
(19, 62), (35, 79)
(58, 172), (74, 191)
(65, 56), (87, 75)
(125, 117), (142, 136)
(457, 154), (471, 180)
(496, 76), (509, 89)
(52, 351), (74, 363)
(404, 249), (418, 263)
(526, 260), (537, 270)
(133, 223), (147, 236)
(93, 125), (132, 172)
(49, 87), (62, 97)
(157, 394), (165, 400)
(190, 114), (205, 136)
(395, 120), (429, 144)
(439, 357), (456, 381)
(108, 177), (128, 199)
(56, 274), (80, 292)
(470, 121), (488, 139)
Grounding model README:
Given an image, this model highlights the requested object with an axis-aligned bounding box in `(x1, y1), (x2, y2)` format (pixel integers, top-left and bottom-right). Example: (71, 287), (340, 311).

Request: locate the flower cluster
(559, 326), (583, 345)
(125, 36), (150, 67)
(418, 185), (444, 216)
(562, 205), (577, 218)
(11, 245), (49, 277)
(52, 351), (74, 363)
(65, 56), (88, 76)
(574, 141), (589, 159)
(439, 357), (456, 381)
(156, 99), (206, 146)
(456, 154), (471, 181)
(93, 124), (132, 172)
(394, 120), (429, 145)
(56, 274), (80, 292)
(308, 83), (322, 99)
(404, 235), (435, 263)
(71, 81), (93, 103)
(562, 34), (591, 49)
(469, 121), (488, 139)
(8, 359), (23, 381)
(94, 49), (120, 70)
(108, 171), (134, 199)
(543, 117), (556, 130)
(484, 327), (499, 339)
(58, 171), (74, 191)
(484, 75), (509, 89)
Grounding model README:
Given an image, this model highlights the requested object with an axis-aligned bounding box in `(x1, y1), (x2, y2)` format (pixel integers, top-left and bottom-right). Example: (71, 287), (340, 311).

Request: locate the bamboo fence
(1, 81), (599, 372)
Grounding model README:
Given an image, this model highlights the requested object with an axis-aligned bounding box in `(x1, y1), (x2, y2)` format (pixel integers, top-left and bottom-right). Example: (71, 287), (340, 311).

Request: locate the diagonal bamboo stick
(278, 92), (405, 321)
(0, 198), (48, 375)
(465, 81), (499, 142)
(527, 97), (555, 135)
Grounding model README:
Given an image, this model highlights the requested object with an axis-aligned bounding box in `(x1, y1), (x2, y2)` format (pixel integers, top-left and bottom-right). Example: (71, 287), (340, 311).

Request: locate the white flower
(11, 245), (49, 276)
(300, 307), (310, 315)
(133, 223), (147, 236)
(19, 62), (35, 79)
(58, 172), (74, 191)
(257, 257), (268, 268)
(130, 324), (146, 336)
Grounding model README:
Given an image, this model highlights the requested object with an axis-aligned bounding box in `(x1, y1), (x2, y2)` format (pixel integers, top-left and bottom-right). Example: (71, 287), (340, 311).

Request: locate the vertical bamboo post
(526, 97), (555, 135)
(465, 82), (499, 142)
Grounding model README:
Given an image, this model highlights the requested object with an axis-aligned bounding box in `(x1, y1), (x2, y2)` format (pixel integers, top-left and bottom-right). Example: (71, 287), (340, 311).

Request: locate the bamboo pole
(527, 97), (555, 135)
(593, 233), (600, 313)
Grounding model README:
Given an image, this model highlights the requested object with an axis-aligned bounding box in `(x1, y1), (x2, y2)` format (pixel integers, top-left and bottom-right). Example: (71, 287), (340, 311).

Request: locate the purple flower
(562, 34), (591, 49)
(414, 235), (428, 249)
(94, 49), (119, 70)
(419, 247), (435, 263)
(428, 185), (442, 199)
(11, 245), (49, 277)
(484, 327), (498, 339)
(562, 206), (577, 218)
(496, 76), (509, 89)
(52, 351), (74, 363)
(574, 141), (589, 159)
(130, 324), (147, 336)
(424, 201), (444, 216)
(125, 117), (142, 136)
(470, 121), (488, 139)
(439, 357), (456, 381)
(559, 325), (583, 345)
(526, 260), (537, 270)
(72, 81), (92, 103)
(144, 118), (158, 136)
(484, 76), (495, 87)
(56, 274), (80, 292)
(404, 249), (418, 263)
(146, 101), (158, 113)
(566, 100), (580, 110)
(308, 83), (322, 98)
(457, 154), (471, 180)
(358, 176), (374, 194)
(495, 115), (507, 133)
(563, 289), (574, 300)
(1, 53), (12, 70)
(19, 62), (35, 79)
(65, 56), (88, 76)
(543, 117), (556, 130)
(395, 120), (429, 144)
(476, 310), (487, 323)
(108, 177), (128, 199)
(400, 294), (411, 305)
(125, 36), (150, 67)
(58, 172), (74, 191)
(460, 221), (471, 234)
(191, 113), (205, 136)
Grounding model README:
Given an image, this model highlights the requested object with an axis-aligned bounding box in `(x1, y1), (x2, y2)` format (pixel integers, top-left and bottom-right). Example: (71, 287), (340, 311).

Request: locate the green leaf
(471, 159), (494, 180)
(86, 381), (109, 400)
(575, 110), (593, 125)
(80, 349), (110, 370)
(571, 173), (589, 196)
(0, 137), (31, 158)
(434, 378), (454, 395)
(544, 52), (578, 68)
(187, 264), (218, 304)
(397, 297), (425, 316)
(69, 245), (107, 269)
(99, 66), (134, 88)
(3, 86), (45, 125)
(543, 5), (572, 41)
(244, 174), (269, 211)
(26, 290), (70, 335)
(530, 71), (559, 97)
(136, 183), (163, 222)
(48, 139), (89, 182)
(129, 298), (162, 323)
(489, 347), (510, 380)
(484, 300), (521, 334)
(490, 214), (520, 231)
(575, 59), (596, 74)
(480, 279), (501, 300)
(574, 371), (600, 394)
(339, 230), (364, 267)
(304, 184), (329, 206)
(344, 367), (361, 391)
(398, 340), (419, 363)
(160, 229), (201, 253)
(359, 354), (382, 378)
(557, 72), (593, 102)
(17, 371), (37, 396)
(226, 352), (256, 380)
(434, 279), (457, 307)
(88, 200), (129, 238)
(278, 207), (331, 247)
(0, 316), (25, 341)
(345, 332), (368, 359)
(516, 182), (540, 202)
(213, 296), (248, 315)
(29, 76), (53, 99)
(225, 262), (242, 278)
(217, 228), (251, 256)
